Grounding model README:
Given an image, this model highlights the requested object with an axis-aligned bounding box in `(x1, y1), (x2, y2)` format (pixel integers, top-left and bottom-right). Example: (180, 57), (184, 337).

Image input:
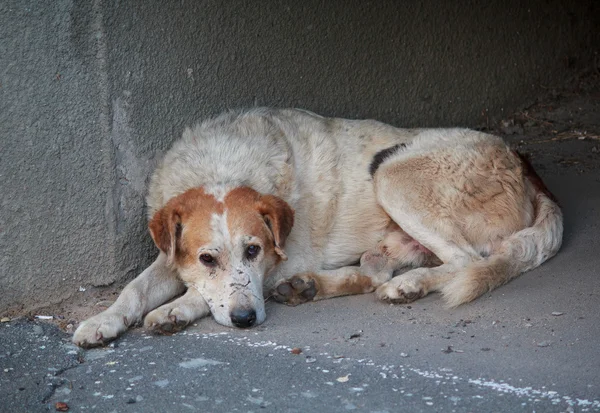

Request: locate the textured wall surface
(0, 0), (597, 312)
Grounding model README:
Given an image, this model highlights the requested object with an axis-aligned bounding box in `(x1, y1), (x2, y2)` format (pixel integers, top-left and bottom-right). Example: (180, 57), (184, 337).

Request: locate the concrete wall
(0, 0), (597, 312)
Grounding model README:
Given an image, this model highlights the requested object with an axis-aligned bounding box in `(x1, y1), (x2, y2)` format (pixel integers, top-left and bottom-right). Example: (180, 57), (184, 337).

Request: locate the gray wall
(1, 0), (597, 312)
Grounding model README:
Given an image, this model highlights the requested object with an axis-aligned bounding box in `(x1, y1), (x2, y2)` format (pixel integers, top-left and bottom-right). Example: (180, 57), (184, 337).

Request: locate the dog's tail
(441, 162), (563, 307)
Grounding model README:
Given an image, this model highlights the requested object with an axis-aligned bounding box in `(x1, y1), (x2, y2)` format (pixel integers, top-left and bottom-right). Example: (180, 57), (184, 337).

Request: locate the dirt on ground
(490, 68), (600, 174)
(2, 68), (599, 334)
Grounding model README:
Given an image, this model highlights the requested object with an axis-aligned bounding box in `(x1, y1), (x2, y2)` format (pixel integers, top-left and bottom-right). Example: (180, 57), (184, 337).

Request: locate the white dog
(73, 108), (562, 347)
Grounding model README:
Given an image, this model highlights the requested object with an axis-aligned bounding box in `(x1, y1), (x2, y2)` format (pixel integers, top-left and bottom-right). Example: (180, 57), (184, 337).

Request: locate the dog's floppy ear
(149, 206), (183, 265)
(256, 195), (294, 260)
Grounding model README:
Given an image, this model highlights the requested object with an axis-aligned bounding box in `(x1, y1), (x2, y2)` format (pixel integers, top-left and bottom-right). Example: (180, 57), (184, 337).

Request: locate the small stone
(54, 401), (69, 411)
(345, 331), (362, 340)
(537, 341), (551, 347)
(551, 312), (564, 316)
(399, 353), (409, 358)
(290, 348), (302, 355)
(0, 317), (10, 323)
(305, 356), (316, 363)
(126, 398), (136, 404)
(336, 374), (350, 383)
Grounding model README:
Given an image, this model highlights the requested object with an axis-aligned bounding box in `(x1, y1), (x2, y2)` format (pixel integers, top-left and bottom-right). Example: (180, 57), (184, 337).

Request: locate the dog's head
(149, 187), (294, 328)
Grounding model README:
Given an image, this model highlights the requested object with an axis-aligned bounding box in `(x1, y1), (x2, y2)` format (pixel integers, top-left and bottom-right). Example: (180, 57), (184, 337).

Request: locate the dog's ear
(256, 195), (294, 260)
(149, 206), (183, 265)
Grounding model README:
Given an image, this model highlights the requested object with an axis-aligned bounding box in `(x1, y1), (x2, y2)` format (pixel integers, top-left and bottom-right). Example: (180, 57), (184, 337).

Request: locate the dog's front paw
(271, 273), (319, 306)
(144, 306), (191, 335)
(72, 312), (129, 348)
(375, 276), (425, 304)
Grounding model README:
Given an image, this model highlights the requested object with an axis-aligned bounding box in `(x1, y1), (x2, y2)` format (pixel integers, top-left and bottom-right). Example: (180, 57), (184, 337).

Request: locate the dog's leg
(144, 287), (210, 334)
(359, 227), (441, 275)
(270, 227), (442, 306)
(376, 264), (458, 303)
(270, 266), (375, 306)
(72, 253), (184, 347)
(372, 221), (479, 304)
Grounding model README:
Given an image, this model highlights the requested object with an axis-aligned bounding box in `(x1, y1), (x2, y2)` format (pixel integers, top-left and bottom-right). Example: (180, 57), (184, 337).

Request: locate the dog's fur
(73, 108), (563, 347)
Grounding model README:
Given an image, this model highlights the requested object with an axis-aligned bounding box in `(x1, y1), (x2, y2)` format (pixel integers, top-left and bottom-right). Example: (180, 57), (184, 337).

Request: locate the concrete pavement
(1, 168), (599, 412)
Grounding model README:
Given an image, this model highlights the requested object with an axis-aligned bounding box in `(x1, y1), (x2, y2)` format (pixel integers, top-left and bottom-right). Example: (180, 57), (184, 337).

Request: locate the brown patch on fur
(381, 144), (532, 248)
(149, 188), (223, 265)
(224, 187), (295, 260)
(513, 150), (558, 203)
(319, 272), (375, 296)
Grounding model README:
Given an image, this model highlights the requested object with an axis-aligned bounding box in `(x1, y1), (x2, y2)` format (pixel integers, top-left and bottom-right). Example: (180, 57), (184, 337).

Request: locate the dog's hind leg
(144, 286), (210, 334)
(371, 137), (545, 306)
(369, 222), (474, 304)
(359, 226), (441, 276)
(72, 252), (185, 347)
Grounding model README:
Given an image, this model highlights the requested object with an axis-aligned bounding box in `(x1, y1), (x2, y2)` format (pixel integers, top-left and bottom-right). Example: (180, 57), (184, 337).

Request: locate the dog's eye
(245, 245), (261, 260)
(199, 254), (216, 266)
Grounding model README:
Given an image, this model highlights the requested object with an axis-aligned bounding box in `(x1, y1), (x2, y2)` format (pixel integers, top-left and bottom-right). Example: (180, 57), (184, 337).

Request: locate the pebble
(551, 312), (564, 316)
(537, 341), (551, 347)
(345, 331), (362, 340)
(0, 317), (10, 323)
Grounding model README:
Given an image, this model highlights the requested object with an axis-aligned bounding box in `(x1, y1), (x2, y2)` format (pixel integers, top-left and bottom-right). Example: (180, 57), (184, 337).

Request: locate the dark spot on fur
(513, 150), (558, 203)
(369, 144), (406, 176)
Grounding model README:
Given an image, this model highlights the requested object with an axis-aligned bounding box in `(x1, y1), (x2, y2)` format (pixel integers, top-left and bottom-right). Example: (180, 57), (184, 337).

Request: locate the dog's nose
(230, 308), (257, 328)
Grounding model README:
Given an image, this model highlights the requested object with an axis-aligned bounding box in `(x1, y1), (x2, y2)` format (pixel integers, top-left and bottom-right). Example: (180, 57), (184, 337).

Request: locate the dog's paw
(359, 251), (395, 286)
(360, 251), (389, 274)
(72, 312), (128, 348)
(375, 276), (425, 304)
(144, 306), (191, 335)
(271, 273), (319, 306)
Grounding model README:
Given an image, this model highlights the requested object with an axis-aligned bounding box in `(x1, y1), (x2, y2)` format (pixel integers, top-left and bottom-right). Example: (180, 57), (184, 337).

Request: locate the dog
(73, 108), (563, 347)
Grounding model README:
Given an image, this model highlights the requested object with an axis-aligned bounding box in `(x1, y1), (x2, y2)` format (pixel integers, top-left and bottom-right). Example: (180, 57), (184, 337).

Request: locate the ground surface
(1, 71), (599, 412)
